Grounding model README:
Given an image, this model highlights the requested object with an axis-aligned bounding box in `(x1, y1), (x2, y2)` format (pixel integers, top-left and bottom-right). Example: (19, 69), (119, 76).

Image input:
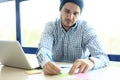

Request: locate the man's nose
(67, 13), (74, 19)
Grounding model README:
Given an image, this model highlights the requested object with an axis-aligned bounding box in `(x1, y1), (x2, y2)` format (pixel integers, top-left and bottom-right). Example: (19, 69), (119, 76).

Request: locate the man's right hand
(43, 61), (60, 75)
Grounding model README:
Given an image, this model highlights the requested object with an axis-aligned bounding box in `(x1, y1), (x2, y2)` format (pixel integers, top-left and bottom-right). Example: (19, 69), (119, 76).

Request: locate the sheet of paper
(24, 69), (41, 75)
(54, 65), (90, 80)
(75, 73), (90, 80)
(54, 65), (106, 80)
(60, 65), (71, 74)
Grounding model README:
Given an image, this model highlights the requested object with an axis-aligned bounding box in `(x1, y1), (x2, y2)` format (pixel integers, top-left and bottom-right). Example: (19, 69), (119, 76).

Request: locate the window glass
(20, 0), (59, 47)
(0, 1), (16, 40)
(82, 0), (120, 54)
(20, 0), (120, 54)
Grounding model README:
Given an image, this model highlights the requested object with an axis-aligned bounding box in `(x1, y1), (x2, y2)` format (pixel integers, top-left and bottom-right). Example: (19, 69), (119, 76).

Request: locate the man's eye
(65, 9), (70, 13)
(74, 12), (79, 16)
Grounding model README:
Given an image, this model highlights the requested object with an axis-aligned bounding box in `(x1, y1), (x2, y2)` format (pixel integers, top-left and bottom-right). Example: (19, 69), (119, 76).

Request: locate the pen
(46, 53), (62, 74)
(60, 66), (70, 68)
(46, 53), (54, 62)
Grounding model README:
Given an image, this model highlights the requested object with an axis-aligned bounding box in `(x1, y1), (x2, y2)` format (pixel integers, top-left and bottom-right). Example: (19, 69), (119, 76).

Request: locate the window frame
(15, 0), (37, 54)
(14, 0), (120, 61)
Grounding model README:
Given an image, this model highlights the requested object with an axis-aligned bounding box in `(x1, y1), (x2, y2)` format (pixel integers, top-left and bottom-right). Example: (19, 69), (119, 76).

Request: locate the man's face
(60, 2), (81, 30)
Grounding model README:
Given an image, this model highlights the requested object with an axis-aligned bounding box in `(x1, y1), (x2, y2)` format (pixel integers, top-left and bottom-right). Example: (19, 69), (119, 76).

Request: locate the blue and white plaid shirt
(37, 18), (109, 69)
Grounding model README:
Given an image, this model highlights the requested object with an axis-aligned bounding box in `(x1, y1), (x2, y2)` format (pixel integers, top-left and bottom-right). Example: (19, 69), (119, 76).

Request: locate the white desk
(0, 61), (120, 80)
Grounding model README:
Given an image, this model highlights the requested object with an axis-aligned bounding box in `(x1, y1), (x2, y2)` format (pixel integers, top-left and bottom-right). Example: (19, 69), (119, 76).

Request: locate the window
(0, 0), (120, 58)
(0, 1), (16, 40)
(20, 0), (120, 54)
(20, 0), (59, 47)
(82, 0), (120, 54)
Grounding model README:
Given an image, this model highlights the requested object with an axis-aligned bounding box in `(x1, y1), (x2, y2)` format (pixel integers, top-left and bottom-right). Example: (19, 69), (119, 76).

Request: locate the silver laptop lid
(0, 40), (39, 69)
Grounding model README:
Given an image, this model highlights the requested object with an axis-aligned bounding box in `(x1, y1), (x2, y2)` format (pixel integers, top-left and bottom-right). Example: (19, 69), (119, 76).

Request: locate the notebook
(0, 40), (40, 70)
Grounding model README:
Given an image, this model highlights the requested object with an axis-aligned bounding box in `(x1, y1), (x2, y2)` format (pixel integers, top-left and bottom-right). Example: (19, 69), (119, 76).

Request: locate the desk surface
(0, 61), (120, 80)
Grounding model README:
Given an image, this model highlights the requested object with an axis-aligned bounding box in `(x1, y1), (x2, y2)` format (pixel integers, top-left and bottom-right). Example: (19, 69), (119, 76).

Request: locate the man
(36, 0), (109, 75)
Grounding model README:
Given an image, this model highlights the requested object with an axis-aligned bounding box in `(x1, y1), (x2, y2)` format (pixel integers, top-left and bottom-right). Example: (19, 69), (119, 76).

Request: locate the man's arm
(82, 22), (109, 69)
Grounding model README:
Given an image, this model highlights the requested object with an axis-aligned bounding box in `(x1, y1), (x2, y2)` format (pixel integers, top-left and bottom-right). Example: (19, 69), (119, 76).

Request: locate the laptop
(0, 40), (40, 70)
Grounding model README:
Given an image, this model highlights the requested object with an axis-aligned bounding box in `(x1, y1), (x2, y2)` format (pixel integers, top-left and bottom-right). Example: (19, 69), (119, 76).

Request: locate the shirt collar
(60, 21), (78, 32)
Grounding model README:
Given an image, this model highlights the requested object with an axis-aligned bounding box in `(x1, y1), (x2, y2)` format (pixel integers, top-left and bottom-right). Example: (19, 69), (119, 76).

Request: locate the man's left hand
(69, 59), (94, 75)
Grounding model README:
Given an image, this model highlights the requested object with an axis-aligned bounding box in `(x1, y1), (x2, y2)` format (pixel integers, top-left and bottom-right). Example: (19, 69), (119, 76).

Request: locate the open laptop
(0, 40), (40, 70)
